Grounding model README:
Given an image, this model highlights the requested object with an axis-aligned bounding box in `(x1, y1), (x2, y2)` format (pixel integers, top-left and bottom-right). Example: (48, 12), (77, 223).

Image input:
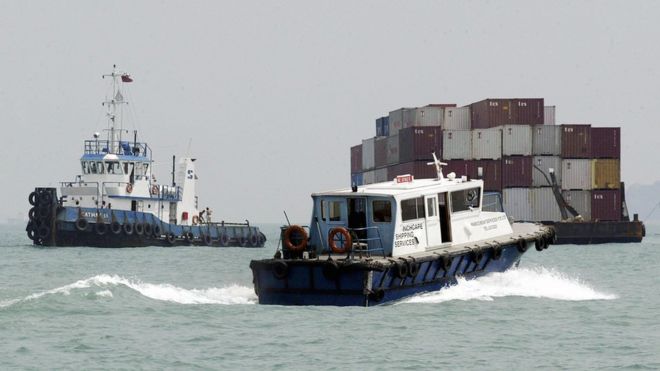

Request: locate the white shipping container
(503, 188), (533, 222)
(385, 135), (399, 165)
(361, 138), (375, 170)
(562, 159), (592, 190)
(375, 168), (388, 183)
(389, 108), (413, 135)
(532, 187), (563, 222)
(406, 106), (444, 128)
(532, 125), (561, 155)
(363, 170), (375, 185)
(472, 128), (502, 160)
(443, 107), (471, 130)
(544, 106), (556, 125)
(533, 156), (562, 187)
(562, 190), (591, 221)
(501, 125), (533, 156)
(442, 130), (472, 160)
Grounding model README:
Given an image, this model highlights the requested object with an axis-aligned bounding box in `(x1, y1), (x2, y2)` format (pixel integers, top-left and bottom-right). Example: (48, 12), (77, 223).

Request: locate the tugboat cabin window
(450, 187), (481, 213)
(401, 197), (425, 221)
(372, 200), (392, 223)
(320, 200), (343, 222)
(96, 161), (104, 174)
(106, 161), (122, 174)
(82, 162), (89, 174)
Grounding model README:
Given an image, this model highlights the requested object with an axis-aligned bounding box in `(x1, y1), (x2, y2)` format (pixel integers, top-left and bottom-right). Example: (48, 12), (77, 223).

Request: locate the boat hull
(250, 241), (532, 307)
(26, 188), (266, 248)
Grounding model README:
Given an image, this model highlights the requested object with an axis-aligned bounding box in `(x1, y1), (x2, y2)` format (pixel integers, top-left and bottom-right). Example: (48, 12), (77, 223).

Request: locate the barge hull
(549, 220), (645, 245)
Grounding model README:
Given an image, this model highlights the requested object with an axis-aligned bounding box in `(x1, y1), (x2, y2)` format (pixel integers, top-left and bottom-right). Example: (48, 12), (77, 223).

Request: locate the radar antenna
(427, 152), (448, 180)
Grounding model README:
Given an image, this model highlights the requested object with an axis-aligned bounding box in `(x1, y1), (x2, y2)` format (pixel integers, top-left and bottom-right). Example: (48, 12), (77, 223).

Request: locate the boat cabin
(307, 173), (513, 257)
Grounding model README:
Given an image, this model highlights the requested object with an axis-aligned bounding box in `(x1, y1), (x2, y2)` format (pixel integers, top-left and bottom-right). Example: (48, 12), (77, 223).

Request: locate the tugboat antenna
(427, 152), (448, 180)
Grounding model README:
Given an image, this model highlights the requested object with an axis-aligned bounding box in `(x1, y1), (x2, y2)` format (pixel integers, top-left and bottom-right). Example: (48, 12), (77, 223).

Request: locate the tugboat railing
(348, 226), (387, 258)
(84, 139), (151, 158)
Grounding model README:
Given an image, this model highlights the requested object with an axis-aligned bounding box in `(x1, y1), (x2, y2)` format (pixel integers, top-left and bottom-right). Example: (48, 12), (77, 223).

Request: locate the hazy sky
(1, 1), (659, 223)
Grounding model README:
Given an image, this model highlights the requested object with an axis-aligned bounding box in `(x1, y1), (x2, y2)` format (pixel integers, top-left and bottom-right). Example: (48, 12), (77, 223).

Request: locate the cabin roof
(312, 177), (484, 198)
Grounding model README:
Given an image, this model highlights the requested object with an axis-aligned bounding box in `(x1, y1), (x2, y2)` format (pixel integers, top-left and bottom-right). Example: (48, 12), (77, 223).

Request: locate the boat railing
(84, 140), (151, 158)
(348, 226), (386, 258)
(156, 185), (181, 201)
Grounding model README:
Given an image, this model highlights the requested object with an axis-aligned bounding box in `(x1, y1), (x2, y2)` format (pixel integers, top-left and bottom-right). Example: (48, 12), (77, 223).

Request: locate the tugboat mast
(101, 64), (131, 154)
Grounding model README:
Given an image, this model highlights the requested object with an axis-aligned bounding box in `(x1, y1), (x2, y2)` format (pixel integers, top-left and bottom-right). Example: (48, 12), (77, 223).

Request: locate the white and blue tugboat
(250, 156), (553, 306)
(25, 66), (265, 248)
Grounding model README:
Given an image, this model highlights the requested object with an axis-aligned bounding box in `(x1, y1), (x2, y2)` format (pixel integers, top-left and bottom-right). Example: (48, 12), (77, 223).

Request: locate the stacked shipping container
(351, 99), (623, 222)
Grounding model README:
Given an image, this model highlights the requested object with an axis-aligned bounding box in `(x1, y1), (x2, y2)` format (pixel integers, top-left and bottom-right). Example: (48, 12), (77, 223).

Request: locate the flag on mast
(121, 74), (133, 83)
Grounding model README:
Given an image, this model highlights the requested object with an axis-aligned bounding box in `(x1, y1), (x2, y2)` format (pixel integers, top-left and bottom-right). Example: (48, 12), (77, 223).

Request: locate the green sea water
(1, 223), (659, 370)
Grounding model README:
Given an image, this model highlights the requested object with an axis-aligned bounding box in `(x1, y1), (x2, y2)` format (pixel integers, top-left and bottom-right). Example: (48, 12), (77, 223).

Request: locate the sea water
(1, 224), (659, 370)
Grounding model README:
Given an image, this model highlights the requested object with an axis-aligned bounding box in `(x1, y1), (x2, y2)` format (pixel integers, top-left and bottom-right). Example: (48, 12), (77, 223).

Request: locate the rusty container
(385, 134), (400, 165)
(388, 161), (438, 180)
(502, 156), (533, 188)
(561, 124), (591, 158)
(443, 160), (471, 179)
(591, 189), (622, 221)
(470, 160), (502, 192)
(469, 98), (543, 128)
(398, 127), (442, 163)
(592, 159), (620, 189)
(591, 127), (620, 159)
(350, 144), (362, 173)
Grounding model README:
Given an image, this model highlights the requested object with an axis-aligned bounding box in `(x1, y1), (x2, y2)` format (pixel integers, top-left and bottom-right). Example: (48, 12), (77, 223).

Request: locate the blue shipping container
(351, 172), (364, 186)
(376, 116), (390, 137)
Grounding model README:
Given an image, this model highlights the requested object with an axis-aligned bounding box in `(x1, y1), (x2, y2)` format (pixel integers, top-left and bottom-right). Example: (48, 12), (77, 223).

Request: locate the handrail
(348, 226), (387, 258)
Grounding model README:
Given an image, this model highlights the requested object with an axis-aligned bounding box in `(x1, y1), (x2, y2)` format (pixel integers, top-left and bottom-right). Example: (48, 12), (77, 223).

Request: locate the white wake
(0, 274), (257, 308)
(403, 266), (617, 304)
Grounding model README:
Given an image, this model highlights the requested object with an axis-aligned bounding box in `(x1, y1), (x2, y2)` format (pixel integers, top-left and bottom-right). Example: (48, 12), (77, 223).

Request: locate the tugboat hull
(26, 188), (266, 248)
(250, 241), (533, 307)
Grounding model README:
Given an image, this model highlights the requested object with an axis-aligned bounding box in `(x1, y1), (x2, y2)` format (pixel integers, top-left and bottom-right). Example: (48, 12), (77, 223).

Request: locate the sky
(1, 1), (660, 224)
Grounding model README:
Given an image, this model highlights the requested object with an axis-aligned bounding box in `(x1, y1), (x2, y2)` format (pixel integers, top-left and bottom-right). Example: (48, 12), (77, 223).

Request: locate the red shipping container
(443, 159), (471, 179)
(511, 98), (544, 125)
(561, 124), (592, 158)
(591, 127), (620, 159)
(350, 144), (362, 173)
(591, 189), (621, 221)
(469, 98), (544, 129)
(426, 103), (457, 108)
(374, 137), (387, 168)
(470, 160), (502, 192)
(502, 156), (533, 187)
(398, 127), (442, 163)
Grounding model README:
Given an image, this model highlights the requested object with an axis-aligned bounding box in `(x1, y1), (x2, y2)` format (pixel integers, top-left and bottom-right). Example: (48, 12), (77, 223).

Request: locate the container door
(425, 195), (442, 247)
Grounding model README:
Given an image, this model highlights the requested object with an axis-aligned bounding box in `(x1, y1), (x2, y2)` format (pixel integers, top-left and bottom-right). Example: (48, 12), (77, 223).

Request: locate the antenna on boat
(101, 64), (131, 154)
(427, 152), (448, 180)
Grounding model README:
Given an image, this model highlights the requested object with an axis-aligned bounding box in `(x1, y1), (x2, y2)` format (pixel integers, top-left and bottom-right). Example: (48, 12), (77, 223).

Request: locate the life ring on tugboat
(192, 215), (200, 225)
(126, 183), (133, 194)
(283, 225), (308, 252)
(517, 239), (528, 253)
(75, 218), (88, 231)
(328, 227), (352, 254)
(150, 185), (159, 196)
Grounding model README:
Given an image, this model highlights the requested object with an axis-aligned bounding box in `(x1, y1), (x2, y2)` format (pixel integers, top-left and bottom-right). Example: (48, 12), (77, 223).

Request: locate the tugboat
(25, 66), (266, 248)
(250, 155), (553, 306)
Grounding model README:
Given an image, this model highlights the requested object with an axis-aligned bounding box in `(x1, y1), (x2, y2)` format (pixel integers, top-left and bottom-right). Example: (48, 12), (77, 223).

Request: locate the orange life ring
(328, 227), (352, 254)
(283, 225), (308, 252)
(150, 185), (159, 195)
(192, 215), (200, 225)
(126, 183), (133, 193)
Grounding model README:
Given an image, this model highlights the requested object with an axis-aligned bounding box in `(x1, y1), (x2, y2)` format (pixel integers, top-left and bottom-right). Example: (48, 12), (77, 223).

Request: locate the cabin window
(426, 198), (437, 217)
(90, 161), (98, 174)
(96, 161), (105, 174)
(106, 161), (122, 174)
(372, 200), (392, 223)
(450, 187), (481, 213)
(401, 197), (425, 221)
(82, 162), (89, 174)
(328, 201), (341, 222)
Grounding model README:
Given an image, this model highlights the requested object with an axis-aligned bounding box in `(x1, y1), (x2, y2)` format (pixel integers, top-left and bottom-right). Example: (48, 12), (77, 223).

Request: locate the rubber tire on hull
(39, 192), (52, 206)
(134, 223), (144, 236)
(111, 221), (122, 235)
(407, 260), (419, 278)
(123, 223), (134, 235)
(144, 224), (153, 237)
(492, 245), (502, 260)
(76, 218), (88, 232)
(37, 225), (50, 240)
(166, 233), (176, 245)
(95, 223), (107, 236)
(322, 260), (340, 280)
(517, 239), (528, 253)
(395, 261), (409, 279)
(218, 234), (229, 247)
(272, 261), (288, 280)
(28, 191), (38, 206)
(26, 224), (36, 240)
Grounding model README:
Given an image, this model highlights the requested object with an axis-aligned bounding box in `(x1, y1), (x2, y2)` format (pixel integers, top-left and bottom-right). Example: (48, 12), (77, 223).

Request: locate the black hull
(547, 220), (645, 245)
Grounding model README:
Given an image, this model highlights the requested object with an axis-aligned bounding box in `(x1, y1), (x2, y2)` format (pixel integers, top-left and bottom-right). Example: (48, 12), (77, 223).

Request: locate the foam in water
(403, 266), (617, 304)
(0, 274), (257, 308)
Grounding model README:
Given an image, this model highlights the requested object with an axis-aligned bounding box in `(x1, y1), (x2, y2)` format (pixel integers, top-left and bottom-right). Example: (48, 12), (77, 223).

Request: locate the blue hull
(26, 188), (265, 248)
(250, 242), (530, 306)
